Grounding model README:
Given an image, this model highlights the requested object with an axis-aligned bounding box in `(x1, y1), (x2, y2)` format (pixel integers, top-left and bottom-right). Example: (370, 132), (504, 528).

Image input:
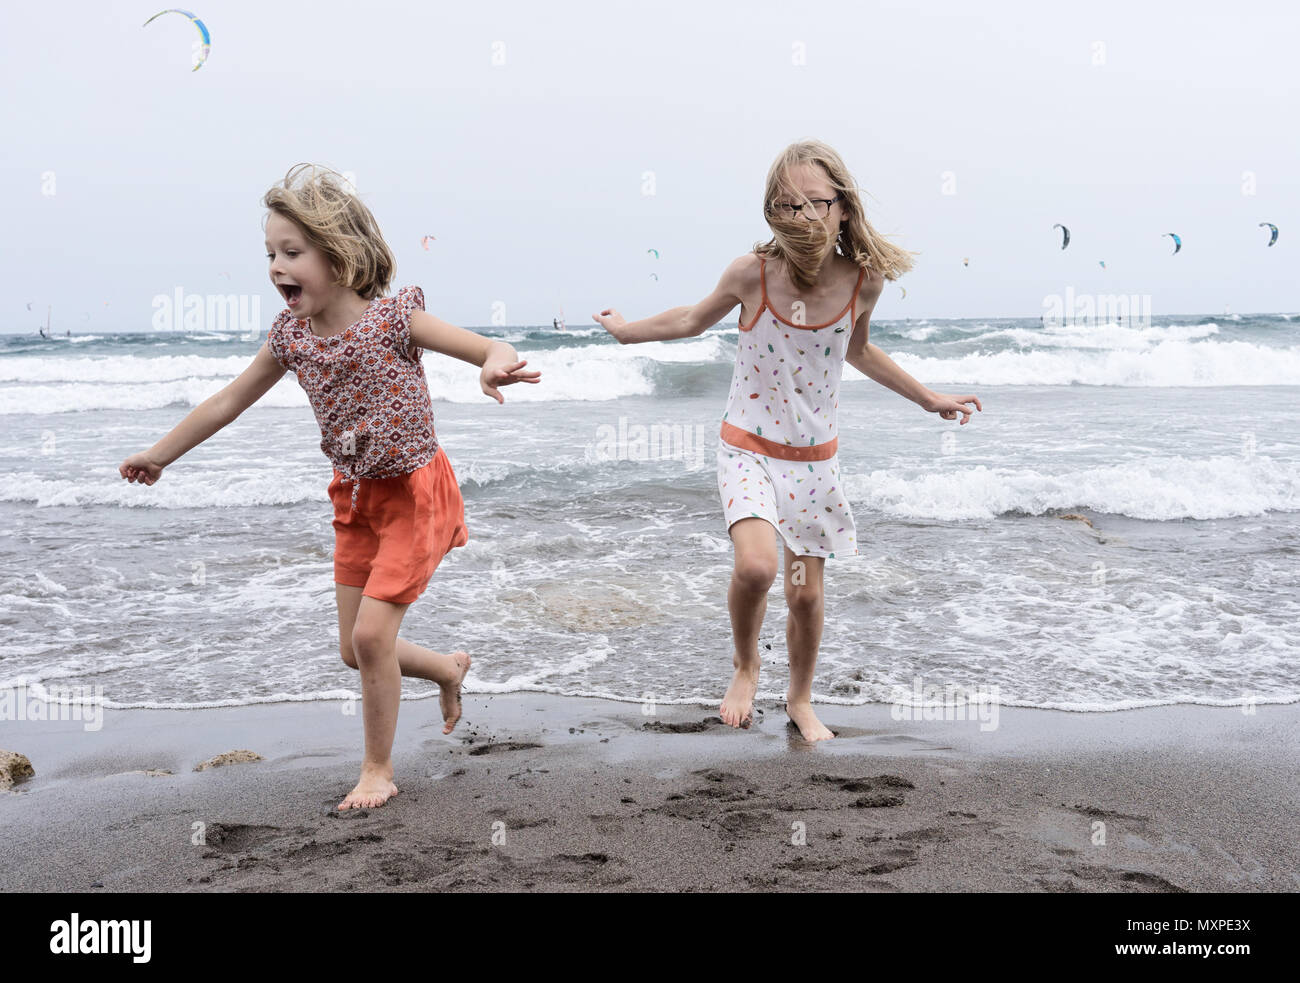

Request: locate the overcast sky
(2, 0), (1296, 332)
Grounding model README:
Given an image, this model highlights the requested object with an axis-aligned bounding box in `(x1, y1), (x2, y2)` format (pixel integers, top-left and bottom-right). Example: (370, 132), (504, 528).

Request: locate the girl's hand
(120, 452), (164, 485)
(924, 391), (982, 424)
(593, 308), (628, 342)
(481, 359), (541, 404)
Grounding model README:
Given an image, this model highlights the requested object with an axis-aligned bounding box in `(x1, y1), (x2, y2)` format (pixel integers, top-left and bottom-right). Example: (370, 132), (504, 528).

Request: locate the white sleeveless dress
(717, 256), (866, 558)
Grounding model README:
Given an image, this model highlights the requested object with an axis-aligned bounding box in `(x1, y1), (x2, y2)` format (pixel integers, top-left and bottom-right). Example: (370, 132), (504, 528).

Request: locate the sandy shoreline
(1, 695), (1296, 892)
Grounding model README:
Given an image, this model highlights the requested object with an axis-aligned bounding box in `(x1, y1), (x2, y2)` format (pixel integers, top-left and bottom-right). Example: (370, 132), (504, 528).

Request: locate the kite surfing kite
(1259, 222), (1278, 247)
(1053, 223), (1070, 250)
(898, 286), (907, 300)
(1098, 260), (1106, 270)
(1163, 232), (1182, 255)
(143, 9), (211, 71)
(962, 257), (970, 267)
(421, 235), (436, 250)
(646, 248), (659, 259)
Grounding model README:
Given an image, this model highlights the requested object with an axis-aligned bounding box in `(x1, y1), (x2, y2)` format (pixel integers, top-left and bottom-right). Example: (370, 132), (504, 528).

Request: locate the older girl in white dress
(596, 140), (981, 741)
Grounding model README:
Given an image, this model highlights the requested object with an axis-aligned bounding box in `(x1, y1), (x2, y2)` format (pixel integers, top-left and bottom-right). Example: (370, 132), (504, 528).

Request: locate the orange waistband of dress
(720, 421), (838, 461)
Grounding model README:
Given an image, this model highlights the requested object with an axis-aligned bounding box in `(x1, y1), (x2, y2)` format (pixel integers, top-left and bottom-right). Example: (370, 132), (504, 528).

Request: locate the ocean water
(2, 313), (1299, 712)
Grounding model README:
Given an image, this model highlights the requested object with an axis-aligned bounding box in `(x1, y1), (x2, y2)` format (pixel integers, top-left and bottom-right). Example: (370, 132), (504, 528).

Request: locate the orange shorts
(329, 449), (469, 605)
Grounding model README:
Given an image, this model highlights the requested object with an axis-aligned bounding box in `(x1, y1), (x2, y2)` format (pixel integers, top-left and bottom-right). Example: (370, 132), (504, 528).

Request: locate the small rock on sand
(194, 750), (263, 772)
(0, 750), (35, 790)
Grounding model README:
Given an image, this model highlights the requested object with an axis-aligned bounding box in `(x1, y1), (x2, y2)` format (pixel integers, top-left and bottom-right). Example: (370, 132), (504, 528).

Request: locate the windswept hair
(755, 140), (916, 291)
(262, 164), (395, 300)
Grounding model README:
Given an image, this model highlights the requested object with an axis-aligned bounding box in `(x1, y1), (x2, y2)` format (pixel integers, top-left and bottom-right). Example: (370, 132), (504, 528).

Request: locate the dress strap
(849, 265), (867, 323)
(759, 256), (773, 312)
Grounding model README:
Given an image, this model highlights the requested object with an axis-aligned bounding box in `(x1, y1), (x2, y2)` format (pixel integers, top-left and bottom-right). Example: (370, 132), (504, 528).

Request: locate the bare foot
(785, 699), (834, 742)
(338, 765), (399, 810)
(720, 660), (759, 729)
(440, 651), (471, 735)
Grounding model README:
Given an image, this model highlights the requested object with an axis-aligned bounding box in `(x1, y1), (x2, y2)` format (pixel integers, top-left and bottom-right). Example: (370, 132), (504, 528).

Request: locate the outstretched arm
(120, 344), (287, 484)
(593, 254), (754, 343)
(849, 344), (982, 423)
(408, 309), (541, 404)
(845, 284), (982, 424)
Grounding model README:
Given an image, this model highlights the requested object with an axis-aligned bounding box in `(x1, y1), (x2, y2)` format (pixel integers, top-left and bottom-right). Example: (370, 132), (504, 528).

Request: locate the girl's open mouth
(281, 284), (302, 307)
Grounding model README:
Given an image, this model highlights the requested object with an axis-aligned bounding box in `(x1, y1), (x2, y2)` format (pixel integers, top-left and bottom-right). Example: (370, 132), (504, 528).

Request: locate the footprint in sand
(466, 741), (543, 756)
(642, 717), (726, 733)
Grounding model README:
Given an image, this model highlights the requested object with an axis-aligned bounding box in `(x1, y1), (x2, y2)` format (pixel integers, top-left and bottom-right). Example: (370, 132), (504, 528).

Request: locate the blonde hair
(755, 140), (916, 291)
(262, 164), (395, 300)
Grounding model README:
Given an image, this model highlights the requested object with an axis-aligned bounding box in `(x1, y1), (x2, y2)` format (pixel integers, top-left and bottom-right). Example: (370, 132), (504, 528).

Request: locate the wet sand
(1, 695), (1296, 892)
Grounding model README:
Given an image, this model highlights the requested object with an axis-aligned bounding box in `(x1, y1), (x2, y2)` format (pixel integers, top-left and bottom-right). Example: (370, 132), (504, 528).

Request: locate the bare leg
(720, 518), (779, 728)
(396, 639), (470, 734)
(783, 546), (833, 741)
(337, 584), (470, 734)
(337, 592), (408, 809)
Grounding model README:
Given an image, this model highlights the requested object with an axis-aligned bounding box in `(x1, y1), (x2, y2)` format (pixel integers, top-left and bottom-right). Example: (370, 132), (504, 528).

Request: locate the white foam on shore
(860, 340), (1300, 387)
(6, 451), (1297, 519)
(0, 354), (256, 383)
(0, 470), (328, 508)
(847, 453), (1300, 521)
(8, 334), (1299, 410)
(978, 321), (1222, 350)
(0, 336), (731, 412)
(4, 677), (1296, 713)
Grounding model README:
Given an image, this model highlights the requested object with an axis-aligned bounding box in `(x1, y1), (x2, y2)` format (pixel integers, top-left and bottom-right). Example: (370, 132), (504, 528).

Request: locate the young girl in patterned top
(120, 164), (539, 808)
(595, 140), (980, 742)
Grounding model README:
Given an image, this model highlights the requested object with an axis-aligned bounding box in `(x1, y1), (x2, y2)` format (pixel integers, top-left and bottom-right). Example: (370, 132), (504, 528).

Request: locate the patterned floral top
(267, 285), (439, 512)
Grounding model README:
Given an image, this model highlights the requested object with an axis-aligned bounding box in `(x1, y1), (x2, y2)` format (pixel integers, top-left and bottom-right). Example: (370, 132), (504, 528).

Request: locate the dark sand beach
(1, 696), (1295, 892)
